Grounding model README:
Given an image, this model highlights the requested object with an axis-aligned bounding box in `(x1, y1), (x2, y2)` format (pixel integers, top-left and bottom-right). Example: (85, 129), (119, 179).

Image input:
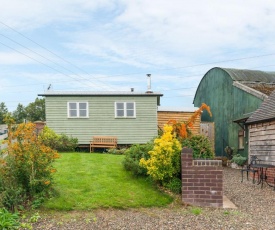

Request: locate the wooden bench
(90, 136), (117, 153)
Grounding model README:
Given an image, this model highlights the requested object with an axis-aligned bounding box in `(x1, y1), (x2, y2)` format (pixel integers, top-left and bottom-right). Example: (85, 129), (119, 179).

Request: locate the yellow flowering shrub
(140, 125), (182, 183)
(39, 126), (78, 152)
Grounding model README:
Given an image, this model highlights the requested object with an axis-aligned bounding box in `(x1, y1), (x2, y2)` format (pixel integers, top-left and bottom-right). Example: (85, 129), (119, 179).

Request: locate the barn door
(200, 122), (215, 150)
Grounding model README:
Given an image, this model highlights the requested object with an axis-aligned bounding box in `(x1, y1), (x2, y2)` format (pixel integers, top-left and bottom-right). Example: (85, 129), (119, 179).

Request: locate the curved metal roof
(221, 67), (275, 82)
(193, 67), (275, 103)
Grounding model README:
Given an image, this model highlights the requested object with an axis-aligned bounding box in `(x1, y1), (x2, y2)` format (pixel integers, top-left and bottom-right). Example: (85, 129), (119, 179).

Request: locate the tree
(0, 122), (59, 211)
(25, 98), (45, 122)
(168, 103), (212, 139)
(3, 113), (15, 145)
(12, 103), (27, 124)
(0, 102), (8, 124)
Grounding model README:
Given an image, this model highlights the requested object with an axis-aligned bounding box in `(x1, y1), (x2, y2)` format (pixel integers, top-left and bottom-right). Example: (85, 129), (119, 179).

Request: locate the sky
(1, 0), (275, 112)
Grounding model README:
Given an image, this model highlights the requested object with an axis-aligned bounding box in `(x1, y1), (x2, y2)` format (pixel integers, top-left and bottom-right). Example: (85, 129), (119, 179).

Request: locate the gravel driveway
(33, 167), (275, 229)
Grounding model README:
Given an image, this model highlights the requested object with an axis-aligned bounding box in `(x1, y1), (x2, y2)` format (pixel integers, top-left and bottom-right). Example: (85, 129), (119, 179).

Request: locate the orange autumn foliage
(168, 103), (212, 139)
(0, 120), (60, 208)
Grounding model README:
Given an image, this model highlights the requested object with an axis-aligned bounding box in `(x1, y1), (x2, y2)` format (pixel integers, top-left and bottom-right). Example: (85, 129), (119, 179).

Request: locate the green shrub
(164, 177), (182, 194)
(0, 123), (59, 211)
(57, 134), (78, 152)
(122, 142), (154, 177)
(38, 126), (59, 149)
(181, 135), (214, 159)
(0, 208), (20, 229)
(39, 126), (78, 152)
(0, 208), (40, 230)
(105, 148), (127, 155)
(231, 154), (247, 166)
(0, 182), (26, 212)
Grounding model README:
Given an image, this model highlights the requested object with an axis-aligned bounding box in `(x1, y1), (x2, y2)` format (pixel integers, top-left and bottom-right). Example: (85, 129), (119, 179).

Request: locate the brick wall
(258, 168), (275, 184)
(181, 148), (223, 207)
(266, 169), (275, 183)
(34, 121), (46, 134)
(249, 167), (275, 184)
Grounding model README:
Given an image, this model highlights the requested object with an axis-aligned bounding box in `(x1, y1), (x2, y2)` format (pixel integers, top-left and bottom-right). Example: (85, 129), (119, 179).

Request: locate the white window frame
(115, 102), (136, 118)
(67, 102), (89, 118)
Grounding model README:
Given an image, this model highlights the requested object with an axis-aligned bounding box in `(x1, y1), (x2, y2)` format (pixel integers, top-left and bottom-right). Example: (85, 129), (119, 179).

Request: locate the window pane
(69, 103), (77, 109)
(70, 110), (77, 117)
(116, 103), (124, 110)
(238, 130), (244, 149)
(127, 110), (134, 117)
(126, 102), (134, 117)
(239, 136), (244, 149)
(79, 103), (87, 109)
(126, 103), (134, 109)
(79, 110), (87, 117)
(117, 110), (124, 117)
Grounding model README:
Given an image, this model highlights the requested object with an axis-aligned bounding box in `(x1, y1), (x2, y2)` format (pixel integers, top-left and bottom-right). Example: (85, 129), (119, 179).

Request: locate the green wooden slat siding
(194, 68), (264, 157)
(45, 95), (158, 145)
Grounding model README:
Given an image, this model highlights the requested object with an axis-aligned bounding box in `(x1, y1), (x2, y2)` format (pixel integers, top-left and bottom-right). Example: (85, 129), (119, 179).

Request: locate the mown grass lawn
(43, 153), (173, 210)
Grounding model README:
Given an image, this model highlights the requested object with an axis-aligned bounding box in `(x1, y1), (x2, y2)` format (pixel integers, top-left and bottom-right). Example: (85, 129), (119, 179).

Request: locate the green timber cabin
(193, 67), (275, 158)
(38, 90), (163, 146)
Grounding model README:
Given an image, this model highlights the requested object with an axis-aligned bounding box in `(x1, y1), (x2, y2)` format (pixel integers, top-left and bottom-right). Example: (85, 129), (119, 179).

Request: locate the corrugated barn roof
(222, 68), (275, 82)
(212, 67), (275, 96)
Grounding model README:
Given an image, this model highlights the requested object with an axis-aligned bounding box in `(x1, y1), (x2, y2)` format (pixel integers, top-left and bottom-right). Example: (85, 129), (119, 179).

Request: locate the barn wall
(249, 120), (275, 182)
(249, 120), (275, 162)
(194, 67), (264, 157)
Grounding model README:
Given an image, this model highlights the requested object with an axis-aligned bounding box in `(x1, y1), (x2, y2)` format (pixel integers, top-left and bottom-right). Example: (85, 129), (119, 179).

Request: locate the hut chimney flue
(146, 74), (153, 93)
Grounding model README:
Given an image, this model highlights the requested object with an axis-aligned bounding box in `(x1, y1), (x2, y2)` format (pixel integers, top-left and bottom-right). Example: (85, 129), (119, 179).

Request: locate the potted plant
(224, 146), (234, 160)
(231, 154), (247, 169)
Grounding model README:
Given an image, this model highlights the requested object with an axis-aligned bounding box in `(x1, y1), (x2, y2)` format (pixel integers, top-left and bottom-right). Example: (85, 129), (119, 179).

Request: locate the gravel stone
(33, 167), (275, 229)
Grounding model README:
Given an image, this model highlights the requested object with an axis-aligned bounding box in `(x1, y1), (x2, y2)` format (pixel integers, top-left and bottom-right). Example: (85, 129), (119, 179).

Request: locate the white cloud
(3, 0), (275, 69)
(0, 0), (115, 30)
(56, 0), (275, 71)
(0, 51), (35, 65)
(1, 0), (275, 110)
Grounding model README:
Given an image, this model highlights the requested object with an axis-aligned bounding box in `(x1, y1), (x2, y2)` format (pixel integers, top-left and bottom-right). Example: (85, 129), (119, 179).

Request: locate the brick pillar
(181, 148), (223, 208)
